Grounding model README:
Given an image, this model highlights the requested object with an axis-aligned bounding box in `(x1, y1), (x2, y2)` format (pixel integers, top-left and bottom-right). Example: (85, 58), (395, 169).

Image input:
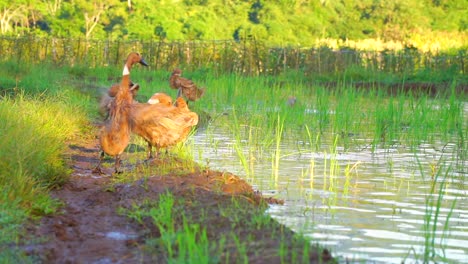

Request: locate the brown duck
(94, 52), (148, 174)
(169, 68), (205, 102)
(129, 95), (199, 160)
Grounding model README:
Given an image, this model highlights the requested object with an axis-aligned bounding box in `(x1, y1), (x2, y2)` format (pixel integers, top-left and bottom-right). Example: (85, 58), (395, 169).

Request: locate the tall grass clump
(231, 108), (253, 179)
(1, 93), (86, 188)
(0, 91), (88, 260)
(371, 93), (401, 149)
(407, 158), (458, 263)
(122, 191), (321, 263)
(123, 193), (214, 263)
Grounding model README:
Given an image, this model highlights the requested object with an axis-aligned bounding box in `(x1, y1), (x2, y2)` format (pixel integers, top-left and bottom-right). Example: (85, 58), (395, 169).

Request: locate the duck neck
(116, 61), (133, 104)
(121, 64), (130, 87)
(123, 62), (132, 76)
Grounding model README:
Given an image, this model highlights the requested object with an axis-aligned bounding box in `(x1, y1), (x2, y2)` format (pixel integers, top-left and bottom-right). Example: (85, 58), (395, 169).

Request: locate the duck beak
(140, 58), (149, 67)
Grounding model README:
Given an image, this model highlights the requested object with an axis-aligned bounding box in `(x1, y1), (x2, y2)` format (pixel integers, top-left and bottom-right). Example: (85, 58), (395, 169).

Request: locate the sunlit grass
(0, 93), (85, 201)
(0, 60), (93, 262)
(0, 91), (89, 261)
(121, 193), (229, 263)
(121, 191), (324, 263)
(315, 33), (467, 53)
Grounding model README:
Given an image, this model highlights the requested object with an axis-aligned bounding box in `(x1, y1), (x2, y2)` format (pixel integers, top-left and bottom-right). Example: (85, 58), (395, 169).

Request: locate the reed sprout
(272, 114), (285, 188)
(413, 157), (459, 263)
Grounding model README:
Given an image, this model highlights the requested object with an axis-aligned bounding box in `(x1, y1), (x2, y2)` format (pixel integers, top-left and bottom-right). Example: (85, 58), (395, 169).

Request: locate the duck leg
(92, 151), (105, 174)
(177, 88), (182, 98)
(146, 142), (154, 160)
(157, 146), (163, 157)
(114, 154), (122, 174)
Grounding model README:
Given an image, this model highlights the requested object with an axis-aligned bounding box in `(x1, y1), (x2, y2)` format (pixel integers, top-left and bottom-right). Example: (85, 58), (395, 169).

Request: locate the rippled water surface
(191, 120), (467, 263)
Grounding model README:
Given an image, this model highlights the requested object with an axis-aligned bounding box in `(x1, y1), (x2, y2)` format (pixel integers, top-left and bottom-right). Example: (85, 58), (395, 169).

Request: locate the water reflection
(191, 125), (468, 263)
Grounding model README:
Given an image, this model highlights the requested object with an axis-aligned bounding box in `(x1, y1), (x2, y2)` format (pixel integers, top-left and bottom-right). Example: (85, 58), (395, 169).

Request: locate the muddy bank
(21, 137), (334, 263)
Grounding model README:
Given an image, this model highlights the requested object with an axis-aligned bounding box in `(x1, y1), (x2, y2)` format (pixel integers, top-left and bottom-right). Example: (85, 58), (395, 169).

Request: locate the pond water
(191, 114), (467, 263)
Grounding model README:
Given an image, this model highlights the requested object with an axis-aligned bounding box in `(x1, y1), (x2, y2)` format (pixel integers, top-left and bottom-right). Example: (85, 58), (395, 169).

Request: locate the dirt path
(23, 140), (143, 263)
(23, 137), (333, 263)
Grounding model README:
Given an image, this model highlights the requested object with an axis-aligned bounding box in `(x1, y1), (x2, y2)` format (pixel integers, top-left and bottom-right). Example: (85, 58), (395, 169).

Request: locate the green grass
(121, 193), (225, 263)
(221, 80), (464, 152)
(120, 191), (322, 263)
(0, 94), (84, 260)
(0, 62), (92, 262)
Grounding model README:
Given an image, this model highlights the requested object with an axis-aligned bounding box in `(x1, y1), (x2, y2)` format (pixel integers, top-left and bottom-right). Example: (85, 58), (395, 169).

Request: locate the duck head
(175, 97), (188, 109)
(127, 52), (149, 67)
(148, 92), (173, 106)
(172, 68), (182, 76)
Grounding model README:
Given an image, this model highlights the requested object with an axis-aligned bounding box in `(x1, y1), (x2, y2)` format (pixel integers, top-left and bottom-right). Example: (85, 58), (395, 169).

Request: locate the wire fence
(0, 36), (466, 76)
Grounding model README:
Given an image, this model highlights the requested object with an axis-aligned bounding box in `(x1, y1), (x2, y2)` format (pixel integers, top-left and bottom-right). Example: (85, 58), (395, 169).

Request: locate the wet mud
(21, 136), (333, 263)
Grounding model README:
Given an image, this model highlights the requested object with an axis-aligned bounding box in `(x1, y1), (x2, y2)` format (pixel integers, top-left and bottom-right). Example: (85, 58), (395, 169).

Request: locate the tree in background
(0, 1), (31, 35)
(0, 0), (466, 49)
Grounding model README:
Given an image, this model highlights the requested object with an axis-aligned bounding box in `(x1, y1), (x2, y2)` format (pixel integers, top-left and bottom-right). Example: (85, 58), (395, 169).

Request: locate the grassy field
(0, 49), (466, 262)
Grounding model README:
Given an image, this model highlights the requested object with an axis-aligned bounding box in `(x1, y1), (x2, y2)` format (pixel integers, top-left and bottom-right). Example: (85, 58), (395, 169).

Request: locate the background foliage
(1, 36), (465, 78)
(1, 0), (466, 48)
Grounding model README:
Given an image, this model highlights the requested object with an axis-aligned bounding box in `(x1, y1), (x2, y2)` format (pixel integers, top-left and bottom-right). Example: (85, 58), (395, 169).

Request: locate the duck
(173, 96), (198, 143)
(94, 52), (148, 174)
(169, 68), (205, 102)
(129, 95), (198, 160)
